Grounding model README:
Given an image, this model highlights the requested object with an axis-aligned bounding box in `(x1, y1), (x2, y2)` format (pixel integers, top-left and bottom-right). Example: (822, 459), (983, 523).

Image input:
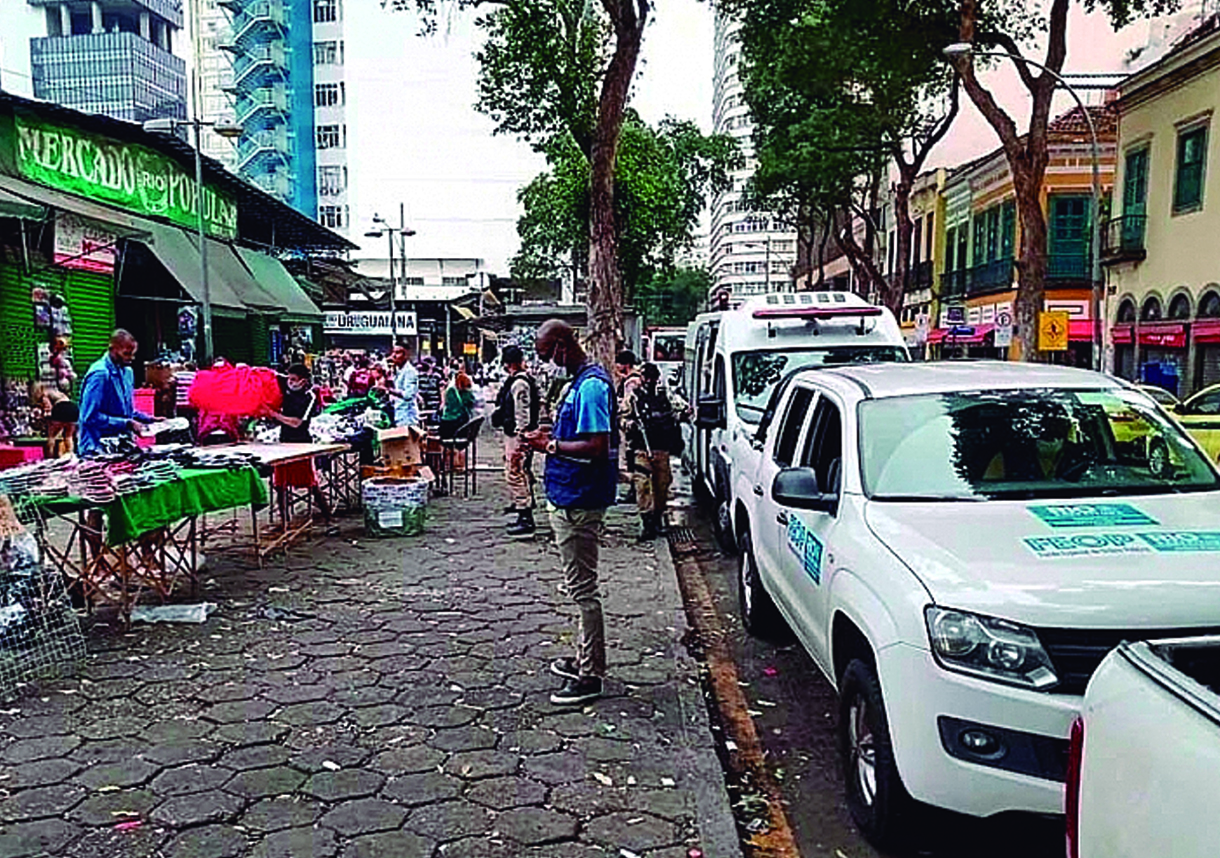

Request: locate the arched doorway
(1114, 298), (1138, 380)
(1195, 288), (1220, 390)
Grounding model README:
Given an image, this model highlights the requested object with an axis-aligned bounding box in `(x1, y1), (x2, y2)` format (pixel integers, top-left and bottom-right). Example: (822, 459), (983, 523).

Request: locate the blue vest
(544, 364), (618, 510)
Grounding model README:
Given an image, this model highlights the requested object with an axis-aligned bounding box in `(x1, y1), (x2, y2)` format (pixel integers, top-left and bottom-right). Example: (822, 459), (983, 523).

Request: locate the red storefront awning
(1068, 320), (1094, 342)
(1193, 319), (1220, 344)
(1140, 323), (1187, 348)
(1112, 325), (1133, 345)
(930, 324), (995, 346)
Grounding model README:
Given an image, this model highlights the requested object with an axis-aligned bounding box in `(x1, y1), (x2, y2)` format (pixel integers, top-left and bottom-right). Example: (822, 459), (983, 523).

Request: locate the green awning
(235, 248), (322, 322)
(0, 186), (45, 220)
(133, 222), (248, 318)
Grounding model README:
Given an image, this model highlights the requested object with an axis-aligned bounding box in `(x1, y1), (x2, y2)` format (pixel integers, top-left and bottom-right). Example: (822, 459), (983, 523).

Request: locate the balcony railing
(1101, 214), (1148, 264)
(940, 269), (967, 300)
(966, 257), (1014, 296)
(1047, 252), (1091, 281)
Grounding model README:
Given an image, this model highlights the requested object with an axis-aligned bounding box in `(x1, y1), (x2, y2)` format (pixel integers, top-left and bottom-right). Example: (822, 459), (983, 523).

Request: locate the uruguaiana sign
(13, 114), (238, 240)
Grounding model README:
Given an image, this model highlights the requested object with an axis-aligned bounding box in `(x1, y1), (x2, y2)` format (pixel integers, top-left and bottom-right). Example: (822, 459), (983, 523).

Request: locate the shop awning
(928, 324), (994, 345)
(1069, 320), (1094, 342)
(0, 173), (142, 231)
(234, 248), (321, 323)
(1193, 319), (1220, 344)
(1112, 323), (1188, 348)
(1112, 325), (1133, 345)
(0, 185), (46, 221)
(133, 222), (248, 318)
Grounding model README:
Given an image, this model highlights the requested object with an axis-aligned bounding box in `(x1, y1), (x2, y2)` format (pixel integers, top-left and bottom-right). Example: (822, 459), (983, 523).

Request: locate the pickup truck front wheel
(738, 531), (787, 639)
(838, 659), (913, 849)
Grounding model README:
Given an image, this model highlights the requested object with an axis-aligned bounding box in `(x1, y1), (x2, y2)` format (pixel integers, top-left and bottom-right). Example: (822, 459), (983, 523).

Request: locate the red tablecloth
(0, 445), (43, 469)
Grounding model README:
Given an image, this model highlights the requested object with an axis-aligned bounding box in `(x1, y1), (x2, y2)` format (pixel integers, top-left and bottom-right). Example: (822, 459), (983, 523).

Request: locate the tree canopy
(634, 267), (713, 327)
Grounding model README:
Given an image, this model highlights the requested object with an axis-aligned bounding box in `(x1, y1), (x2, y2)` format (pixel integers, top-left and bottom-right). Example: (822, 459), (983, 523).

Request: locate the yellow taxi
(1171, 383), (1220, 462)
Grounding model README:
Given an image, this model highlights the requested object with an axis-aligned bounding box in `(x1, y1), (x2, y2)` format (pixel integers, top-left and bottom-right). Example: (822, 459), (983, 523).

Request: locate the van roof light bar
(751, 305), (883, 320)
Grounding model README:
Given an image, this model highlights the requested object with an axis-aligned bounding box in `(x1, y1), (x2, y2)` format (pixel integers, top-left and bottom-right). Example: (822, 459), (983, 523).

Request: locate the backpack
(491, 372), (540, 433)
(632, 383), (684, 456)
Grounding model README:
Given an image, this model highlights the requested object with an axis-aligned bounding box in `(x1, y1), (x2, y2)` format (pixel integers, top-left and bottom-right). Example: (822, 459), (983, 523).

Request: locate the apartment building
(1105, 15), (1220, 395)
(707, 6), (797, 305)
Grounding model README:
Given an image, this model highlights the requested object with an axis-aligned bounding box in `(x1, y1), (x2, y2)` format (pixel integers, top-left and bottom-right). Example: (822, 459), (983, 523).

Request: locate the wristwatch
(546, 439), (558, 455)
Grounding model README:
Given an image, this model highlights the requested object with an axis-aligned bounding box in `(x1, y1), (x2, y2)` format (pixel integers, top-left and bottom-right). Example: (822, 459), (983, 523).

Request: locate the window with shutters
(1174, 124), (1208, 213)
(313, 0), (337, 23)
(316, 124), (341, 149)
(1123, 146), (1149, 215)
(314, 83), (340, 107)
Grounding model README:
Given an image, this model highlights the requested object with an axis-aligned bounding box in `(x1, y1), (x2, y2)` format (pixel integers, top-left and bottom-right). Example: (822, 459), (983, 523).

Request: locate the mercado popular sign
(324, 311), (419, 336)
(14, 114), (238, 240)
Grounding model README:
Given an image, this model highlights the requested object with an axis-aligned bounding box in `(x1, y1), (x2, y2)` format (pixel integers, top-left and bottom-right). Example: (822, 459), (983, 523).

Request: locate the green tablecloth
(30, 467), (268, 546)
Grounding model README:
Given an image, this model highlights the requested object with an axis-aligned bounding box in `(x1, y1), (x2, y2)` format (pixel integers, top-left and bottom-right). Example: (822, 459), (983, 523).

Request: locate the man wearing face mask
(523, 320), (617, 706)
(264, 364), (333, 521)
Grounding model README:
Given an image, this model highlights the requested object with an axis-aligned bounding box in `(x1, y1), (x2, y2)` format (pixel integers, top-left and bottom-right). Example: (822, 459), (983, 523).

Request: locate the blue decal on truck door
(1138, 531), (1220, 553)
(1028, 503), (1157, 529)
(786, 515), (823, 584)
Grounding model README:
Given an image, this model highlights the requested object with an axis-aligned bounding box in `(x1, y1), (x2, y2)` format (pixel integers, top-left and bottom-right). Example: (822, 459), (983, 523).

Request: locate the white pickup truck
(1068, 635), (1220, 858)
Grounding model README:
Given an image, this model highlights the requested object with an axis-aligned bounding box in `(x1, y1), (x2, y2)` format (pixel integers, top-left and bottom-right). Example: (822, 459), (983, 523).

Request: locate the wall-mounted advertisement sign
(14, 114), (238, 239)
(324, 311), (418, 336)
(53, 214), (118, 273)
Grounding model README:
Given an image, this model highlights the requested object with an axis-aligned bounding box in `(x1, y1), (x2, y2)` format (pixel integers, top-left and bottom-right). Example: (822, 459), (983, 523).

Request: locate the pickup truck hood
(864, 494), (1220, 629)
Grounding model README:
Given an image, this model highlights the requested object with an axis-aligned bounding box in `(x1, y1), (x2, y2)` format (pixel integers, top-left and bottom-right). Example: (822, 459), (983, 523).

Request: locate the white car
(735, 361), (1220, 847)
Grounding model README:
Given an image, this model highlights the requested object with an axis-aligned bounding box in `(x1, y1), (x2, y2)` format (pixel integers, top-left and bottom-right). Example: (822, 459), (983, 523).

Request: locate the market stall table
(31, 466), (268, 622)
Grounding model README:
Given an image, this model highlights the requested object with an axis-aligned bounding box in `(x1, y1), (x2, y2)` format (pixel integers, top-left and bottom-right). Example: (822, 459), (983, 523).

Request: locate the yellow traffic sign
(1039, 311), (1070, 352)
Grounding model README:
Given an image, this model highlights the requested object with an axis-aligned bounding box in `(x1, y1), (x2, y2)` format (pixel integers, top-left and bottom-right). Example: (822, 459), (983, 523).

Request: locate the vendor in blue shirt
(523, 319), (618, 707)
(77, 329), (156, 457)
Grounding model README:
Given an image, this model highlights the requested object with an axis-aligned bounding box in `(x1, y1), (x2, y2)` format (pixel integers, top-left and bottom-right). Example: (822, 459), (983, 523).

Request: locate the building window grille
(1174, 124), (1208, 213)
(315, 82), (340, 107)
(319, 205), (343, 228)
(318, 165), (345, 196)
(316, 124), (341, 149)
(313, 40), (339, 65)
(313, 0), (338, 23)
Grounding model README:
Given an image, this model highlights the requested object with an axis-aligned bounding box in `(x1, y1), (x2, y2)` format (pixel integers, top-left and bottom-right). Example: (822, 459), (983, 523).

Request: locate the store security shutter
(1199, 346), (1220, 389)
(63, 270), (115, 372)
(213, 316), (253, 365)
(250, 315), (270, 366)
(0, 262), (36, 378)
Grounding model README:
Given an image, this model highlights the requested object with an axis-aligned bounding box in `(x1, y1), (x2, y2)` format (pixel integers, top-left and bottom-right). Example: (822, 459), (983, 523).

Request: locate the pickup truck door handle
(776, 510), (789, 526)
(753, 485), (764, 496)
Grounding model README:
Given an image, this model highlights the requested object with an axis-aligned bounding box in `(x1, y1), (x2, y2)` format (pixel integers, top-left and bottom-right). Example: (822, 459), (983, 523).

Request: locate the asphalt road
(669, 488), (1064, 858)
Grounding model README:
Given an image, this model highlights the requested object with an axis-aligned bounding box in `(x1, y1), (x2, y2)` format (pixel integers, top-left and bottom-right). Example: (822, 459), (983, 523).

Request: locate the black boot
(507, 508), (536, 540)
(638, 512), (658, 541)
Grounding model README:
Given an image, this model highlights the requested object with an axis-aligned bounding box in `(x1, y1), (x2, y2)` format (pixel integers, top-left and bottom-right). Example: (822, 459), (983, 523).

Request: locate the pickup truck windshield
(860, 388), (1220, 500)
(732, 346), (907, 423)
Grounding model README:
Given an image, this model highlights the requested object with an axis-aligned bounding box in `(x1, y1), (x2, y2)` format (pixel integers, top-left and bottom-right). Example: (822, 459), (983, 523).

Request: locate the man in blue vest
(78, 329), (155, 457)
(523, 319), (617, 706)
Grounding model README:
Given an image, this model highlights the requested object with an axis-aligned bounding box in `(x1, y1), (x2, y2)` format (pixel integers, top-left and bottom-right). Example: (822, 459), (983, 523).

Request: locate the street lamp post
(143, 115), (243, 365)
(366, 211), (416, 348)
(944, 43), (1104, 371)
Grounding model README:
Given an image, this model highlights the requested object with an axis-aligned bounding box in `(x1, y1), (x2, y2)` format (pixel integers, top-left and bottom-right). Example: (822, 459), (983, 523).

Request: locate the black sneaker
(550, 657), (579, 680)
(506, 509), (536, 540)
(550, 676), (602, 706)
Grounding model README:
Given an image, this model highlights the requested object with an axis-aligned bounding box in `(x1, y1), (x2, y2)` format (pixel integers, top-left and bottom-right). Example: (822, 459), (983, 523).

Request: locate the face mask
(549, 344), (566, 372)
(288, 381), (305, 393)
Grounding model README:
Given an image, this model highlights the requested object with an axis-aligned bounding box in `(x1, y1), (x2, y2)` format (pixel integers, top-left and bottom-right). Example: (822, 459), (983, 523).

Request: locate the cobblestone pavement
(0, 458), (741, 858)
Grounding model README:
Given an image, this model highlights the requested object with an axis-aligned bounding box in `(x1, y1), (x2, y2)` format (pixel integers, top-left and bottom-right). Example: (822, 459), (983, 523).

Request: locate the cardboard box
(377, 425), (425, 466)
(360, 464), (434, 481)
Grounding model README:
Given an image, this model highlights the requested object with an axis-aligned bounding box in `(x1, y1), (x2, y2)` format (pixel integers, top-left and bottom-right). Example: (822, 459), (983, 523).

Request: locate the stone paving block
(521, 751), (589, 785)
(427, 725), (498, 753)
(495, 806), (579, 845)
(67, 788), (158, 826)
(573, 736), (636, 762)
(6, 758), (84, 789)
(141, 740), (223, 767)
(202, 699), (278, 723)
(141, 720), (215, 744)
(162, 824), (247, 858)
(404, 799), (495, 842)
(368, 745), (445, 776)
(74, 758), (160, 789)
(70, 738), (152, 766)
(1, 734), (82, 763)
(584, 811), (681, 852)
(302, 769), (386, 801)
(239, 797), (322, 832)
(500, 730), (564, 755)
(350, 704), (404, 728)
(458, 687), (525, 710)
(150, 764), (234, 796)
(465, 776), (549, 810)
(150, 790), (246, 827)
(394, 685), (461, 708)
(0, 818), (79, 858)
(261, 684), (331, 705)
(275, 701), (347, 726)
(195, 683), (266, 703)
(249, 826), (338, 858)
(546, 781), (631, 818)
(220, 744), (293, 771)
(223, 766), (307, 799)
(213, 721), (290, 746)
(75, 716), (147, 741)
(407, 705), (480, 729)
(320, 798), (407, 837)
(341, 830), (435, 858)
(0, 784), (87, 822)
(444, 750), (519, 780)
(1, 714), (75, 738)
(288, 744), (370, 773)
(331, 685), (396, 708)
(381, 771), (462, 806)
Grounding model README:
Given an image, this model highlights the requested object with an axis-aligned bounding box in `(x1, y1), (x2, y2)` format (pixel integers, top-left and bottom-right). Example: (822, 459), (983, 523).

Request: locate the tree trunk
(887, 175), (914, 320)
(585, 0), (647, 371)
(834, 208), (887, 299)
(1013, 178), (1048, 361)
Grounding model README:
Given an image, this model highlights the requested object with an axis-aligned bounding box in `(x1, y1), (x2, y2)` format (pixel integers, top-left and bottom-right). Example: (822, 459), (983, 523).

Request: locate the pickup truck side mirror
(696, 396), (726, 430)
(772, 467), (838, 514)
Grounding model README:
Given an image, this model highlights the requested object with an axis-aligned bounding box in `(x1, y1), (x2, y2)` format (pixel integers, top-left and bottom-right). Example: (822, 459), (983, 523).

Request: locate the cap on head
(616, 350), (638, 367)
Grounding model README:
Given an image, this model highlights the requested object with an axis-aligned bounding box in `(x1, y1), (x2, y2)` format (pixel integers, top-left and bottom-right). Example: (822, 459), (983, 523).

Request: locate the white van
(682, 291), (908, 549)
